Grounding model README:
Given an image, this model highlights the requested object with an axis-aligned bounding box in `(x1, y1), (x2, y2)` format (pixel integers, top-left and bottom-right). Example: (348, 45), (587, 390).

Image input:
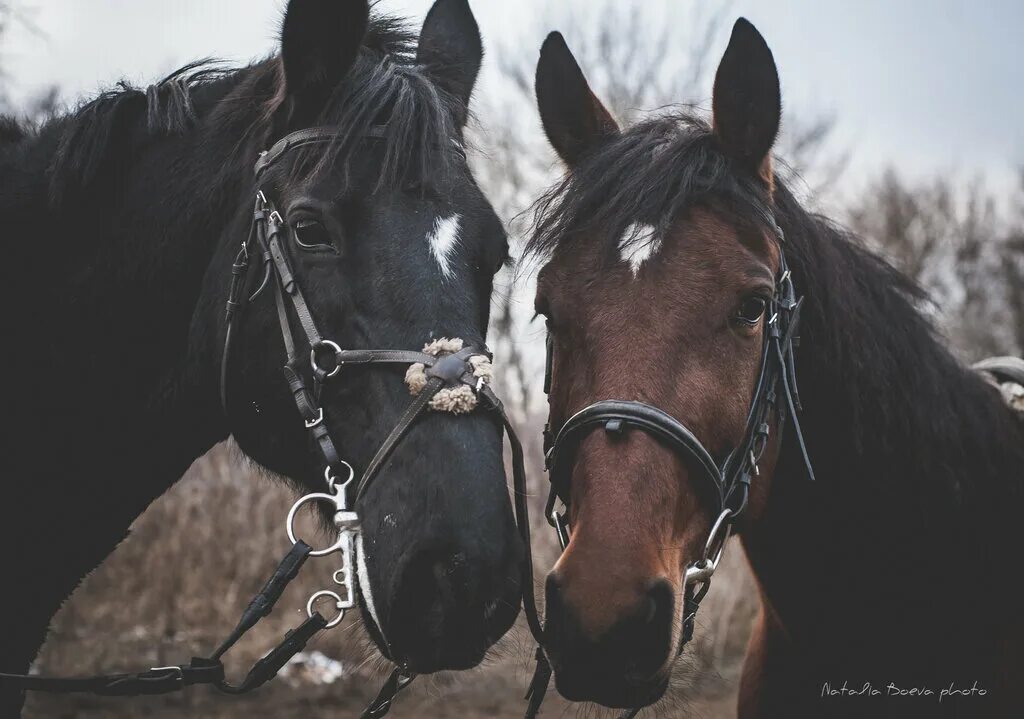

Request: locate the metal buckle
(305, 407), (324, 429)
(147, 666), (184, 682)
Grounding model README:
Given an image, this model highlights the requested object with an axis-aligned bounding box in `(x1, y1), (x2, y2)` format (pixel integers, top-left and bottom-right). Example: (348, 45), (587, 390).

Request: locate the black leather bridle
(2, 125), (544, 719)
(521, 207), (816, 719)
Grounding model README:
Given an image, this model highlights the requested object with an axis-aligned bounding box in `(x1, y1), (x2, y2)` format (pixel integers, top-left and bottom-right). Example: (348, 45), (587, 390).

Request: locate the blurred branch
(846, 168), (1023, 360)
(0, 2), (57, 120)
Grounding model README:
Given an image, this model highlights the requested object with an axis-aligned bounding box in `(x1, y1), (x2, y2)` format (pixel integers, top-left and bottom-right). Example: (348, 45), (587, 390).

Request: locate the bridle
(521, 206), (816, 719)
(2, 125), (543, 719)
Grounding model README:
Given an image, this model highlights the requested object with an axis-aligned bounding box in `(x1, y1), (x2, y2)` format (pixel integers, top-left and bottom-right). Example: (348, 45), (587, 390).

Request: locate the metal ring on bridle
(287, 493), (350, 557)
(685, 509), (733, 585)
(324, 461), (355, 493)
(311, 339), (343, 378)
(703, 508), (732, 562)
(307, 590), (346, 629)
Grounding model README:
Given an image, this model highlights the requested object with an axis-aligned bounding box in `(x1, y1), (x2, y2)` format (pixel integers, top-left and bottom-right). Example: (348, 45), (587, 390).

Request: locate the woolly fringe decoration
(404, 338), (493, 414)
(999, 382), (1024, 413)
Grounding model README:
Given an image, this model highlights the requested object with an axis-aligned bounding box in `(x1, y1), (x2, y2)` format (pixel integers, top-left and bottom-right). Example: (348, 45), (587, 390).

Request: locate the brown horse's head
(532, 19), (784, 708)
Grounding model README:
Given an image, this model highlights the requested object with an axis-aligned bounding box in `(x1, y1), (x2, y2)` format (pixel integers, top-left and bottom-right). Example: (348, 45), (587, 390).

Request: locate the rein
(521, 208), (816, 718)
(1, 125), (542, 719)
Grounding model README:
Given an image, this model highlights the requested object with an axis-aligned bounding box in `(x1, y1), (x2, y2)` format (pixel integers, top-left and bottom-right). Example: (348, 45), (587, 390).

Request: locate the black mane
(527, 110), (1023, 513)
(2, 13), (464, 209)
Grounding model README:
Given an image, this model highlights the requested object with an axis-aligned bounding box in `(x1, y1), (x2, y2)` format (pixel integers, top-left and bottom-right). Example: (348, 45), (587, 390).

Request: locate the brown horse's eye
(293, 219), (337, 252)
(735, 296), (768, 326)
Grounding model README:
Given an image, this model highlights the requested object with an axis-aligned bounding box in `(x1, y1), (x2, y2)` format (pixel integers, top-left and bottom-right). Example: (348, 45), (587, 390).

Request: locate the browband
(254, 125), (388, 177)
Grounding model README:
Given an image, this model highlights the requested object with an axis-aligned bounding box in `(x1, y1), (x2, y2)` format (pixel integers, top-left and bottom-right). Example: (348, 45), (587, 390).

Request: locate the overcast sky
(3, 0), (1022, 198)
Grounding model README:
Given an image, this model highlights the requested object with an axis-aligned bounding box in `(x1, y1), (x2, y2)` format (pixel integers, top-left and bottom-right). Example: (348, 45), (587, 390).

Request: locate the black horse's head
(216, 0), (521, 672)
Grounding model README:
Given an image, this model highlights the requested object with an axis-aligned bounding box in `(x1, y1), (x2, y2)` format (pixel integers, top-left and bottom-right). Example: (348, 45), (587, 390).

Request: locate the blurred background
(3, 1), (1021, 717)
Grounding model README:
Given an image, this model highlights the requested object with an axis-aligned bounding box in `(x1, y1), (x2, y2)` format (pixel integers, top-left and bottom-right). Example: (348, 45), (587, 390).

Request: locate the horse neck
(741, 214), (1024, 664)
(0, 73), (266, 674)
(20, 76), (265, 452)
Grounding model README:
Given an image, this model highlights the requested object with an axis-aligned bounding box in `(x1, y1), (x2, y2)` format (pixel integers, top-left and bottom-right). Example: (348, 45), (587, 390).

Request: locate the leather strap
(355, 376), (446, 503)
(254, 125), (387, 177)
(0, 659), (224, 697)
(546, 400), (726, 515)
(358, 667), (417, 719)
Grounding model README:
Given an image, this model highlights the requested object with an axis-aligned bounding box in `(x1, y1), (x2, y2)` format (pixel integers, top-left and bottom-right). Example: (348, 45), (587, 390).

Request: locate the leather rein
(1, 125), (544, 719)
(521, 208), (816, 719)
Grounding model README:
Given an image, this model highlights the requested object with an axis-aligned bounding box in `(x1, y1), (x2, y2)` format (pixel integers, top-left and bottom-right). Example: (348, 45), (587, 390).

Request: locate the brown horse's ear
(535, 32), (619, 166)
(712, 18), (781, 182)
(417, 0), (483, 123)
(280, 0), (370, 125)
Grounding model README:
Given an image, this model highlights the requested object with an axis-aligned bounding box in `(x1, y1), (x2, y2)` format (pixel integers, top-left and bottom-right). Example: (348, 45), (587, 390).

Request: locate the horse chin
(555, 668), (671, 710)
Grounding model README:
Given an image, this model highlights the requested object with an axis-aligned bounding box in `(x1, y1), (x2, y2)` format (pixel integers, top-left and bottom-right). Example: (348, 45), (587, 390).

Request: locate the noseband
(522, 209), (816, 719)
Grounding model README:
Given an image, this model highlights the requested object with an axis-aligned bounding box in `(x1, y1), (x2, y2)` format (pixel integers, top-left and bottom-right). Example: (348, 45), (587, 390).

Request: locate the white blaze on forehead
(619, 223), (661, 276)
(356, 533), (387, 645)
(428, 214), (462, 280)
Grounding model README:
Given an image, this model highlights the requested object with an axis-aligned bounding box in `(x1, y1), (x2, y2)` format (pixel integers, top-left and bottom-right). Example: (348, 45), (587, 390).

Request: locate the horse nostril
(641, 593), (658, 625)
(644, 579), (674, 633)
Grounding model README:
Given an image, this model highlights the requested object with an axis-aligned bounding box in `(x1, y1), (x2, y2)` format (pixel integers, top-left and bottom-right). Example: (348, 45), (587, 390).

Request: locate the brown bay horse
(528, 18), (1024, 719)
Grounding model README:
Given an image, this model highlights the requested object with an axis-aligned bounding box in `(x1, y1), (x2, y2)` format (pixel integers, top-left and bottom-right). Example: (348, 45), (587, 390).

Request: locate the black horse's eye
(734, 296), (768, 326)
(292, 219), (336, 252)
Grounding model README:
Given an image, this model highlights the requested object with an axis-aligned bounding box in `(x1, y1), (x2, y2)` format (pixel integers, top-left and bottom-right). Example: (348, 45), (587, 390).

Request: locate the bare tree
(847, 169), (1023, 360)
(0, 3), (60, 123)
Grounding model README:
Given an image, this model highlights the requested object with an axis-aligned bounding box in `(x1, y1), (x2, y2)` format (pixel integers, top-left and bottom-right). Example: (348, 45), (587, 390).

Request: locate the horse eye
(735, 296), (768, 326)
(293, 219), (336, 252)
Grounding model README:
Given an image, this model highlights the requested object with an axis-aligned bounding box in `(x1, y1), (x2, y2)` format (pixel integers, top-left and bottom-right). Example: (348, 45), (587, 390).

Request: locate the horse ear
(535, 32), (619, 166)
(712, 18), (781, 181)
(280, 0), (370, 123)
(417, 0), (483, 119)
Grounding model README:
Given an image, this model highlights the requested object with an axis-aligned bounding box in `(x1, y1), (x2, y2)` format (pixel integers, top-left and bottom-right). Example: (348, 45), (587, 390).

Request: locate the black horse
(0, 0), (523, 714)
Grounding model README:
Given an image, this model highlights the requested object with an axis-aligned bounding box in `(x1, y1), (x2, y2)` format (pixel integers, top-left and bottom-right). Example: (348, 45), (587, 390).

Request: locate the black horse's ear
(712, 18), (781, 181)
(281, 0), (370, 123)
(535, 32), (619, 166)
(417, 0), (483, 118)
